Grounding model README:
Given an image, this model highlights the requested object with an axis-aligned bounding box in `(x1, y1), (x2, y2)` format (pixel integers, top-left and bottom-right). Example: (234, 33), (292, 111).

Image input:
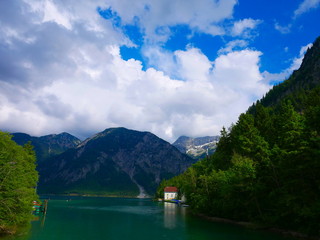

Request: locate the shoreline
(195, 213), (319, 240)
(39, 193), (152, 199)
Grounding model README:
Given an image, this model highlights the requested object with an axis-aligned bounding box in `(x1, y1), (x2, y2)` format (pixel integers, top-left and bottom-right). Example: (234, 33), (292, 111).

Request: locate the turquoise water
(4, 196), (294, 240)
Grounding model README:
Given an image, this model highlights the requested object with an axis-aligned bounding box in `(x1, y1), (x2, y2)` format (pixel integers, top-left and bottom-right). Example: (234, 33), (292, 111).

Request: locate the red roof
(164, 186), (178, 192)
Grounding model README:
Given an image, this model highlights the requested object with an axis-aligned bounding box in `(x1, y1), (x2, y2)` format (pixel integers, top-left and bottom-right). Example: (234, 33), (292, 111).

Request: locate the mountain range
(10, 130), (221, 197)
(11, 132), (81, 162)
(31, 128), (195, 197)
(173, 136), (220, 159)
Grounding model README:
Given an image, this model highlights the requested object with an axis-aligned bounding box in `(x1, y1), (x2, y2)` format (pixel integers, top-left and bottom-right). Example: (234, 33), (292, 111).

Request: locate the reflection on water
(164, 202), (176, 229)
(164, 202), (186, 229)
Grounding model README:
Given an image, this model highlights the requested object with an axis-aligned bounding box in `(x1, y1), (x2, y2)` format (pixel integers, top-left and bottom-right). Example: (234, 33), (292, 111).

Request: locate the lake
(3, 196), (294, 240)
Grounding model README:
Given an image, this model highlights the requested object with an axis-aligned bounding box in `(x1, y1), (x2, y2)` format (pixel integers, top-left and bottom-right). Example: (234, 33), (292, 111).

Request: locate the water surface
(4, 196), (294, 240)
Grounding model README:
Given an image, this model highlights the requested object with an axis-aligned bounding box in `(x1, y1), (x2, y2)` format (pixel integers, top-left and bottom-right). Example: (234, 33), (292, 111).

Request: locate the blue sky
(117, 0), (320, 74)
(0, 0), (319, 142)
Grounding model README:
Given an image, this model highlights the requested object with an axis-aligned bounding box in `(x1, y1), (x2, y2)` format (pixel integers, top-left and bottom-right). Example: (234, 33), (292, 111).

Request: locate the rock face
(173, 136), (220, 159)
(11, 132), (81, 162)
(38, 128), (195, 197)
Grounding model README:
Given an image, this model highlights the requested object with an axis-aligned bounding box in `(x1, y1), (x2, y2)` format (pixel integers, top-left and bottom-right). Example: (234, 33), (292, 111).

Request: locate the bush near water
(0, 131), (39, 235)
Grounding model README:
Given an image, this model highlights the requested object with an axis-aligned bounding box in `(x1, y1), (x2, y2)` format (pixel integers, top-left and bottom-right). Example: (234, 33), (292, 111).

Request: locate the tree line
(0, 131), (39, 235)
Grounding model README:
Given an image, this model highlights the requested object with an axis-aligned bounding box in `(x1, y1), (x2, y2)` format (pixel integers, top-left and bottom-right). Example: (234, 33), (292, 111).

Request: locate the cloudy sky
(0, 0), (319, 142)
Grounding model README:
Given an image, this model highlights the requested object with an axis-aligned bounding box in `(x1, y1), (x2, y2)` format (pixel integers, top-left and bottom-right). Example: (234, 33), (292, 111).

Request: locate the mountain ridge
(11, 132), (81, 162)
(38, 127), (195, 197)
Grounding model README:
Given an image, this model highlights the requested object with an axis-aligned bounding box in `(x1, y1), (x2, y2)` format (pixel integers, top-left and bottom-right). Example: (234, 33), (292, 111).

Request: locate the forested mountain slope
(157, 36), (320, 237)
(38, 128), (194, 196)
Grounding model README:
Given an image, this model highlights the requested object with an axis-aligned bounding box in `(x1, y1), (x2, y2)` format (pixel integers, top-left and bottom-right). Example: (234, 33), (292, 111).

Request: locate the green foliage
(209, 127), (233, 170)
(0, 132), (39, 234)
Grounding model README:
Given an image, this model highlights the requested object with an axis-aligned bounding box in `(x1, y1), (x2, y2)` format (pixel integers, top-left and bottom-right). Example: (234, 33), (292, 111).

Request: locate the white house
(164, 186), (178, 200)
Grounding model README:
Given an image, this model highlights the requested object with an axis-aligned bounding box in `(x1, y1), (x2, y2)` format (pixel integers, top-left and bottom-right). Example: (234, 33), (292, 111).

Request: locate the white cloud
(218, 39), (249, 54)
(294, 0), (320, 18)
(175, 47), (212, 82)
(212, 50), (268, 98)
(0, 0), (272, 143)
(231, 18), (262, 38)
(102, 0), (237, 41)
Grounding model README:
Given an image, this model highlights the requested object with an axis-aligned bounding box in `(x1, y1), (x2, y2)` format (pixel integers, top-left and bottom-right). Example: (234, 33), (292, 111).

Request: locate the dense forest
(157, 37), (320, 236)
(0, 131), (39, 235)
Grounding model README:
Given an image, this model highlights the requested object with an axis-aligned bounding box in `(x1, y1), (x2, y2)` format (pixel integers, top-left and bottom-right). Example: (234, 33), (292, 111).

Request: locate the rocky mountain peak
(173, 135), (220, 159)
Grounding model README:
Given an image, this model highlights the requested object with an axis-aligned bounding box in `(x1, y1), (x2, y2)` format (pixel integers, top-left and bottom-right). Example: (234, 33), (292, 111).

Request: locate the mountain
(11, 132), (81, 162)
(173, 136), (220, 159)
(249, 36), (320, 112)
(37, 127), (195, 197)
(158, 36), (320, 236)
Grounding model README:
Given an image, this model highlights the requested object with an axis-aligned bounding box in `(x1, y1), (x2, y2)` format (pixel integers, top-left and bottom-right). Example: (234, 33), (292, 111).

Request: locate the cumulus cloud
(294, 0), (320, 18)
(0, 0), (273, 142)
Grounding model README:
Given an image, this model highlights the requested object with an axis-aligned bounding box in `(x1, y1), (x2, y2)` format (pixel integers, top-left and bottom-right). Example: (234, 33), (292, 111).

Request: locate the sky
(0, 0), (319, 142)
